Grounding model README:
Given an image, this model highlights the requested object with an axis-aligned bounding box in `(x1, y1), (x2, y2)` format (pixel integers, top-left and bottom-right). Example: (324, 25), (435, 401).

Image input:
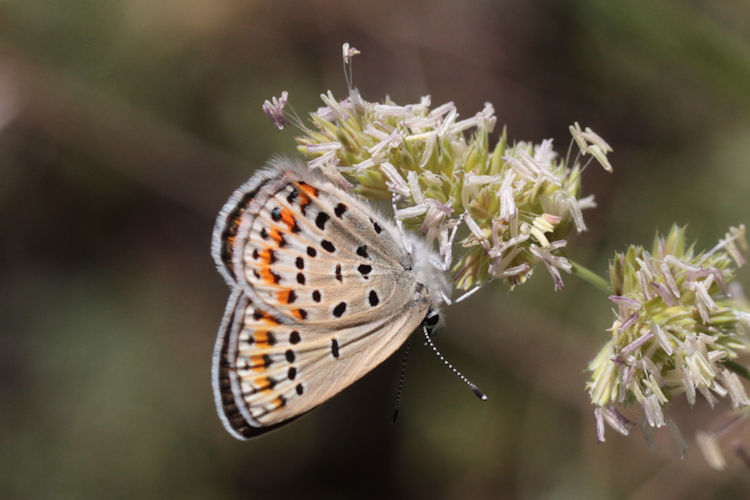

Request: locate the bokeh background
(2, 1), (750, 498)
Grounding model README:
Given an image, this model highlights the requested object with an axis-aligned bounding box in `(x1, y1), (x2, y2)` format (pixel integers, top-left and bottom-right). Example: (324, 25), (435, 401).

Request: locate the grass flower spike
(588, 225), (750, 442)
(281, 44), (612, 293)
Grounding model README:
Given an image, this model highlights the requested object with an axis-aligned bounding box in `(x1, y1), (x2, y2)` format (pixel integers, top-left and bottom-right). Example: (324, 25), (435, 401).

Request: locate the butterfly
(211, 158), (452, 439)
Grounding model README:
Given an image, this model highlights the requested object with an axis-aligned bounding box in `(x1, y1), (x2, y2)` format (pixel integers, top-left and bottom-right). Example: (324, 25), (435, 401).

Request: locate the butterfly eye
(424, 313), (440, 327)
(423, 313), (440, 333)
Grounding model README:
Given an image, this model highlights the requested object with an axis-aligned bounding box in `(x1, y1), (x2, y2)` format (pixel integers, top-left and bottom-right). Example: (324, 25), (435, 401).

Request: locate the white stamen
(305, 142), (342, 153)
(533, 138), (556, 166)
(373, 104), (415, 118)
(342, 43), (360, 64)
(307, 150), (337, 170)
(642, 394), (665, 428)
(436, 107), (458, 136)
(379, 162), (410, 196)
(602, 406), (631, 436)
(721, 369), (750, 408)
(262, 91), (290, 130)
(353, 157), (377, 173)
(594, 408), (606, 443)
(581, 126), (613, 153)
(407, 171), (424, 204)
(395, 204), (428, 220)
(498, 171), (517, 220)
(428, 101), (455, 119)
(697, 431), (727, 470)
(621, 331), (653, 355)
(660, 263), (681, 299)
(618, 313), (640, 335)
(653, 325), (674, 355)
(576, 194), (597, 210)
(569, 122), (587, 153)
(465, 213), (490, 250)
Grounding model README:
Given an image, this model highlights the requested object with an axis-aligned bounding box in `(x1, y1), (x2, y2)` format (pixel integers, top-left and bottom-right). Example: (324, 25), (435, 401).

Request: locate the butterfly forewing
(224, 163), (415, 327)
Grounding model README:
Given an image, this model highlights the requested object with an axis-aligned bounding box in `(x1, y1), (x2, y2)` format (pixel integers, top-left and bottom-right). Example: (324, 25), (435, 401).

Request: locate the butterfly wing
(211, 159), (434, 437)
(212, 287), (428, 438)
(212, 159), (421, 327)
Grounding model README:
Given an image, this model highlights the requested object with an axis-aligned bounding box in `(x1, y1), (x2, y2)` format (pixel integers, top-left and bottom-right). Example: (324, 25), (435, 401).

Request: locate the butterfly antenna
(391, 338), (412, 423)
(422, 326), (487, 400)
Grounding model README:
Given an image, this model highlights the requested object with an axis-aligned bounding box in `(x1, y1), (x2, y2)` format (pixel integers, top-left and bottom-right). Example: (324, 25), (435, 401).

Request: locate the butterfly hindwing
(213, 287), (429, 437)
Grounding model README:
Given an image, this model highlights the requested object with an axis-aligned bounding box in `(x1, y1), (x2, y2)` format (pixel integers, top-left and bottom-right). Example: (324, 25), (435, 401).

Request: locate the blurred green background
(2, 1), (750, 498)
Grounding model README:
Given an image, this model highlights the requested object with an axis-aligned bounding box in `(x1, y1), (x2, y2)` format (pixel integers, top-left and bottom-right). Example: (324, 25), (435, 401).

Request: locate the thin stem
(570, 260), (610, 294)
(722, 360), (750, 382)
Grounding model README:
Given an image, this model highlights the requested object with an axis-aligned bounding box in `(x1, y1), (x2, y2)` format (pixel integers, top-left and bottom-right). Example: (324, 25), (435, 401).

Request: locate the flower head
(286, 45), (611, 292)
(588, 225), (750, 442)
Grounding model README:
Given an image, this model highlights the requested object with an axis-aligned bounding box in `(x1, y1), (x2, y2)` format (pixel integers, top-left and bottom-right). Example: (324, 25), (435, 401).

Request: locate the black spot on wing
(321, 240), (336, 253)
(357, 264), (372, 277)
(333, 302), (347, 317)
(334, 203), (347, 218)
(368, 290), (379, 306)
(315, 212), (330, 230)
(330, 338), (340, 358)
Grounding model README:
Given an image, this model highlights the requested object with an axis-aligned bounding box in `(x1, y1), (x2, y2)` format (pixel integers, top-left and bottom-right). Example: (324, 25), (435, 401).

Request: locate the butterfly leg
(442, 211), (487, 304)
(441, 212), (467, 272)
(453, 283), (486, 303)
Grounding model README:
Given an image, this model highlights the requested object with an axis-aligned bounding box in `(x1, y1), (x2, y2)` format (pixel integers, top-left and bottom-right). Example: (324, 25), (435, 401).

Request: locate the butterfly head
(405, 232), (451, 325)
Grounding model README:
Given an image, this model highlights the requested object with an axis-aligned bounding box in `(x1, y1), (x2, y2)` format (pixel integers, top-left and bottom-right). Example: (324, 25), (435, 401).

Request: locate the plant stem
(723, 360), (750, 382)
(570, 260), (610, 294)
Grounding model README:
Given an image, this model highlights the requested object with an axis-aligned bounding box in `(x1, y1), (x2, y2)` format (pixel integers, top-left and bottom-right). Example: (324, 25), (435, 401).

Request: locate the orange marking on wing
(292, 308), (307, 321)
(257, 246), (280, 285)
(250, 354), (269, 372)
(277, 289), (294, 304)
(298, 181), (319, 198)
(280, 208), (298, 232)
(261, 312), (280, 325)
(254, 330), (270, 348)
(272, 395), (286, 409)
(269, 227), (285, 245)
(259, 267), (278, 285)
(254, 375), (273, 393)
(298, 191), (310, 206)
(259, 248), (274, 264)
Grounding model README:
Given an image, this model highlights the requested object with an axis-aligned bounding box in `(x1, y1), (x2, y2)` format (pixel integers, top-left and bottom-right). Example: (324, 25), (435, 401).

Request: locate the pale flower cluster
(588, 225), (750, 442)
(261, 46), (614, 292)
